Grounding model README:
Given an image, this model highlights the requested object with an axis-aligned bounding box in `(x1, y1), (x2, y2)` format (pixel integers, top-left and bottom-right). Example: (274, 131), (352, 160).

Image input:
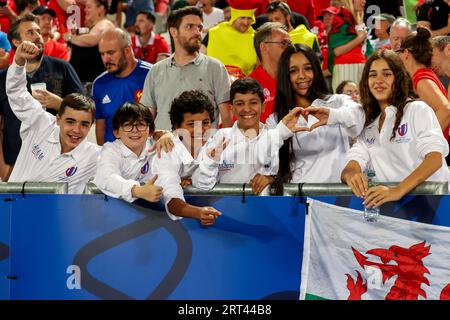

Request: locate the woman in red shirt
(396, 27), (450, 142)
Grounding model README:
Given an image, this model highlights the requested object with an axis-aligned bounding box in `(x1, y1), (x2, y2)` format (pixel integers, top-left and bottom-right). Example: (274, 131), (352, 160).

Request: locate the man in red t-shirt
(248, 22), (291, 123)
(131, 10), (170, 64)
(33, 6), (69, 61)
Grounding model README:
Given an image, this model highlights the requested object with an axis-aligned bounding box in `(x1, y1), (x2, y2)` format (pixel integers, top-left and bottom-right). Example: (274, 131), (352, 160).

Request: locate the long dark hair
(359, 50), (411, 140)
(273, 43), (330, 194)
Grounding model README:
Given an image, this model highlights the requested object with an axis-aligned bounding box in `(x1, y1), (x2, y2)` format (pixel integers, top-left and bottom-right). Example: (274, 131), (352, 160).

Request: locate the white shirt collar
(135, 32), (156, 47)
(47, 127), (90, 162)
(231, 121), (266, 141)
(172, 135), (196, 164)
(116, 138), (154, 160)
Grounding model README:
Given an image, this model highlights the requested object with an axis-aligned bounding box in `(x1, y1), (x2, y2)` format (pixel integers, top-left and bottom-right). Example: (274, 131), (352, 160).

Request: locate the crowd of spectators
(0, 0), (449, 224)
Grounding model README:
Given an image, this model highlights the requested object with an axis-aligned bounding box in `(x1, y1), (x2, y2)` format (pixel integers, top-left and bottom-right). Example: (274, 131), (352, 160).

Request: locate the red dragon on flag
(346, 241), (450, 300)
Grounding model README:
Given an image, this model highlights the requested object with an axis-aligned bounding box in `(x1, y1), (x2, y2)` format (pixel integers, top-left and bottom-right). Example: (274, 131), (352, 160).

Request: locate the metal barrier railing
(83, 183), (262, 196)
(83, 181), (448, 196)
(0, 181), (447, 196)
(283, 182), (448, 196)
(0, 182), (68, 194)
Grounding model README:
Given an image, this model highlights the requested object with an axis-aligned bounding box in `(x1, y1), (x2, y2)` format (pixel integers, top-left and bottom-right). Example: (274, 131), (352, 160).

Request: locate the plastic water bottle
(364, 169), (379, 222)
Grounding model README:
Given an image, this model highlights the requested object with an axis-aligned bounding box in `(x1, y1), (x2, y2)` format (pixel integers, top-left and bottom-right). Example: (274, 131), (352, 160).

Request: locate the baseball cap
(375, 13), (396, 24)
(32, 6), (56, 17)
(321, 6), (339, 15)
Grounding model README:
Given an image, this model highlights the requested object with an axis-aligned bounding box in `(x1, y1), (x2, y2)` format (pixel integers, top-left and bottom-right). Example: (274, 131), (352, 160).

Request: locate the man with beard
(93, 28), (152, 145)
(131, 10), (170, 64)
(140, 6), (232, 130)
(0, 13), (83, 181)
(32, 5), (69, 61)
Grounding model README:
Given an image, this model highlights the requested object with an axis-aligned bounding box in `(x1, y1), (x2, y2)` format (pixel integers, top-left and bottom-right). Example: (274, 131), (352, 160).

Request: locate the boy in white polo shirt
(194, 77), (307, 194)
(151, 90), (222, 226)
(6, 41), (100, 194)
(93, 102), (162, 203)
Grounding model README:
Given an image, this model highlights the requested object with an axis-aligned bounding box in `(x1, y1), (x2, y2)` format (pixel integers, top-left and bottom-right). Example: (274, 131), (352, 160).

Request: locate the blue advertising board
(1, 193), (450, 300)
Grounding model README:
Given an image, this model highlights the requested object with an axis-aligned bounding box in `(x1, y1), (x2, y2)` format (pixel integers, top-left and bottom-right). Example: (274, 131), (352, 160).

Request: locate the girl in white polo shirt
(340, 50), (450, 208)
(93, 102), (162, 203)
(268, 43), (365, 194)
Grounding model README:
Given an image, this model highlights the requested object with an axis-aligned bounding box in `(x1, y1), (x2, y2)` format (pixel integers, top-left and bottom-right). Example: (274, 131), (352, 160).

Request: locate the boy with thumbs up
(93, 102), (162, 203)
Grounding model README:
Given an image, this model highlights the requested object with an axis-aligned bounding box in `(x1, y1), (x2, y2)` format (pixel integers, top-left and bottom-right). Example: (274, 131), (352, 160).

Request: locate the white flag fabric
(300, 199), (450, 300)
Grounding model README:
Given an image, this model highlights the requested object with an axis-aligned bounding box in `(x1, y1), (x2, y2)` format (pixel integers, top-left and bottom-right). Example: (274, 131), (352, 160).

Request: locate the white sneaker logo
(102, 95), (111, 104)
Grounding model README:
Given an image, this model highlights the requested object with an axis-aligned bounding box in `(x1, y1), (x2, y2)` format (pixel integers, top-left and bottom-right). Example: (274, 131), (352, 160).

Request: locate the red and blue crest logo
(134, 89), (143, 102)
(141, 162), (149, 175)
(397, 123), (408, 136)
(65, 166), (78, 177)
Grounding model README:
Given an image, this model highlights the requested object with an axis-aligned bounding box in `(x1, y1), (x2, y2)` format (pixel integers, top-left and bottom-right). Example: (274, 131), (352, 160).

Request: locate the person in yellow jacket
(266, 1), (322, 59)
(203, 0), (259, 76)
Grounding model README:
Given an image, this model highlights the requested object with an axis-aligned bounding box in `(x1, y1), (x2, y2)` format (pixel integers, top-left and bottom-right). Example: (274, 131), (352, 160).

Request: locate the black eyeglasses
(394, 48), (406, 53)
(122, 122), (149, 132)
(264, 40), (292, 47)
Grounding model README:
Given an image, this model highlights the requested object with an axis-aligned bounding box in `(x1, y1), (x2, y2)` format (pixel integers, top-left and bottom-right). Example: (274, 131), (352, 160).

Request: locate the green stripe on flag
(305, 293), (329, 300)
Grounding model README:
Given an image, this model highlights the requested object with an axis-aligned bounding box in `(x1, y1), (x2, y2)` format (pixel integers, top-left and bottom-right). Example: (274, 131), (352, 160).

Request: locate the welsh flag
(300, 199), (450, 300)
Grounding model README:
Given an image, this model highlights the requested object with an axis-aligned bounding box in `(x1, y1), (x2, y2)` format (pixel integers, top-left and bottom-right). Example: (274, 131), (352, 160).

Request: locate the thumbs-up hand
(131, 174), (163, 203)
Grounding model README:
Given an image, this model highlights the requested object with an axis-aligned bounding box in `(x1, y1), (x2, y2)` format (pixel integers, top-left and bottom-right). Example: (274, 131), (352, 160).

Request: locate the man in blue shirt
(93, 27), (152, 145)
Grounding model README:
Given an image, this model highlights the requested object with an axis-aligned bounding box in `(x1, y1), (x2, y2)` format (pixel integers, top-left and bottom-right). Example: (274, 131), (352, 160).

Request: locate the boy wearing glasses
(93, 102), (162, 203)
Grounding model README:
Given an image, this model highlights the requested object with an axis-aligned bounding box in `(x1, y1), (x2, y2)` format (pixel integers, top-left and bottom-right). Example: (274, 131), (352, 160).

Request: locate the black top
(0, 56), (84, 165)
(416, 0), (450, 32)
(363, 0), (402, 21)
(69, 44), (105, 83)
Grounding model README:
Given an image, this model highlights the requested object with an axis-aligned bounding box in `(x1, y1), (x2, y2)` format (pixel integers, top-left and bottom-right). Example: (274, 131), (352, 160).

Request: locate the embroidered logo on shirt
(218, 160), (234, 171)
(141, 162), (149, 175)
(394, 123), (412, 143)
(263, 88), (274, 103)
(65, 166), (78, 177)
(366, 137), (376, 146)
(397, 123), (408, 136)
(102, 95), (111, 104)
(134, 89), (143, 102)
(32, 144), (45, 160)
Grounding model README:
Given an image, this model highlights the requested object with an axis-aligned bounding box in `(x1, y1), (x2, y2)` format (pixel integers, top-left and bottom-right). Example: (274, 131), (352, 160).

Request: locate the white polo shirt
(266, 94), (365, 183)
(347, 100), (450, 184)
(151, 136), (200, 220)
(93, 138), (157, 202)
(6, 60), (100, 194)
(193, 121), (293, 190)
